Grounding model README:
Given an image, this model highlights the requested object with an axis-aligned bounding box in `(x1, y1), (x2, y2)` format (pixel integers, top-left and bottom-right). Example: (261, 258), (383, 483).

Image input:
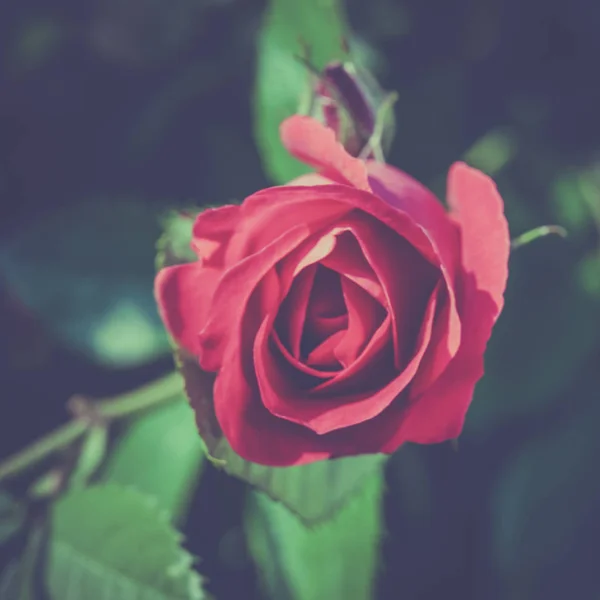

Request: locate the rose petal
(280, 115), (371, 191)
(368, 161), (462, 374)
(305, 329), (347, 369)
(198, 224), (311, 372)
(224, 185), (351, 266)
(301, 266), (347, 357)
(154, 262), (219, 356)
(408, 287), (456, 397)
(242, 185), (440, 265)
(191, 204), (241, 267)
(447, 162), (509, 318)
(255, 286), (439, 435)
(324, 215), (439, 370)
(213, 337), (331, 466)
(312, 315), (392, 394)
(321, 230), (385, 303)
(272, 330), (339, 379)
(335, 277), (386, 368)
(275, 265), (317, 358)
(375, 163), (510, 447)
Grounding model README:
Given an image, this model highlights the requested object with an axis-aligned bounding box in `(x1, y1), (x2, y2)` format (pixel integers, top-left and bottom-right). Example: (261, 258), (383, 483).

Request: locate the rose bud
(155, 115), (510, 467)
(308, 60), (396, 160)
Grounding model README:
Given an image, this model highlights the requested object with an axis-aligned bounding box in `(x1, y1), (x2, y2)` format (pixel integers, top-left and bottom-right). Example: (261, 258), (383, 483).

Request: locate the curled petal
(154, 262), (219, 356)
(280, 115), (371, 191)
(198, 225), (311, 372)
(447, 161), (510, 320)
(191, 204), (241, 268)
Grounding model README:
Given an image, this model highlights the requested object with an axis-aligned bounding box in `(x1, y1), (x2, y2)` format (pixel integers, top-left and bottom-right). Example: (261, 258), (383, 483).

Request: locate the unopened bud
(307, 60), (397, 160)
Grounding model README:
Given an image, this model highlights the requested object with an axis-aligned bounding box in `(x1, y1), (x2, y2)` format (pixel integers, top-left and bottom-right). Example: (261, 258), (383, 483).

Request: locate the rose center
(300, 265), (348, 366)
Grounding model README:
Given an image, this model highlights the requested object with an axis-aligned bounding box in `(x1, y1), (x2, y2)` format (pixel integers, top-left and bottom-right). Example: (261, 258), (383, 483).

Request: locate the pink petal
(321, 231), (385, 303)
(280, 115), (371, 191)
(191, 204), (240, 267)
(335, 277), (386, 368)
(447, 162), (510, 319)
(224, 185), (350, 265)
(368, 161), (462, 367)
(305, 329), (347, 369)
(197, 224), (311, 372)
(275, 265), (317, 358)
(212, 336), (331, 466)
(377, 163), (510, 447)
(154, 262), (219, 356)
(325, 215), (439, 370)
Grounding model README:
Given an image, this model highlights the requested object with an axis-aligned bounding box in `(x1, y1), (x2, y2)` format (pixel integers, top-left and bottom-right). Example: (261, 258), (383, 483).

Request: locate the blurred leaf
(10, 19), (64, 72)
(0, 521), (47, 600)
(0, 493), (26, 545)
(376, 444), (468, 599)
(245, 471), (383, 600)
(490, 386), (600, 599)
(576, 252), (600, 297)
(47, 484), (208, 600)
(178, 354), (386, 523)
(466, 163), (600, 433)
(468, 248), (600, 433)
(551, 173), (596, 236)
(100, 398), (204, 523)
(254, 0), (350, 183)
(0, 199), (170, 368)
(464, 129), (518, 176)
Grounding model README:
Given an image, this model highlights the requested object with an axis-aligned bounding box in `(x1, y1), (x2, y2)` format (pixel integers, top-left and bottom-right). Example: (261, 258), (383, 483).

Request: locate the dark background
(1, 0), (600, 598)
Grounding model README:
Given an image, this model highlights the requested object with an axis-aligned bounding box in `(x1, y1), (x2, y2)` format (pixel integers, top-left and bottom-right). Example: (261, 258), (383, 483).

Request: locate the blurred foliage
(254, 0), (349, 183)
(1, 0), (600, 598)
(0, 199), (170, 368)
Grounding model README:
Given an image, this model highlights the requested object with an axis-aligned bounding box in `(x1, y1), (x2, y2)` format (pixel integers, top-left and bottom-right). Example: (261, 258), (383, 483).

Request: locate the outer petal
(379, 162), (510, 446)
(154, 262), (219, 357)
(198, 224), (311, 372)
(224, 186), (350, 264)
(245, 185), (440, 265)
(447, 162), (509, 317)
(280, 115), (371, 191)
(191, 204), (241, 267)
(213, 339), (331, 466)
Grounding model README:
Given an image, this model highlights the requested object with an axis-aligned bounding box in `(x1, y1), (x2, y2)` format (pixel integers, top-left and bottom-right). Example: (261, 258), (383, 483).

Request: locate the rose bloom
(155, 115), (509, 466)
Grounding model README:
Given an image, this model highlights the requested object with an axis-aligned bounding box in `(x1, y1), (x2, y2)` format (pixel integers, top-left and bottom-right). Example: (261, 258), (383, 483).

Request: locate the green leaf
(178, 353), (386, 523)
(0, 492), (26, 545)
(215, 443), (385, 525)
(245, 470), (383, 600)
(47, 484), (208, 600)
(100, 398), (205, 523)
(254, 0), (350, 183)
(0, 198), (170, 368)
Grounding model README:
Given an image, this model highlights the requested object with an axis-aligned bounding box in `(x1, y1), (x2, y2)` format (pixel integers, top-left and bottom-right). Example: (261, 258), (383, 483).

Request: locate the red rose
(155, 115), (510, 466)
